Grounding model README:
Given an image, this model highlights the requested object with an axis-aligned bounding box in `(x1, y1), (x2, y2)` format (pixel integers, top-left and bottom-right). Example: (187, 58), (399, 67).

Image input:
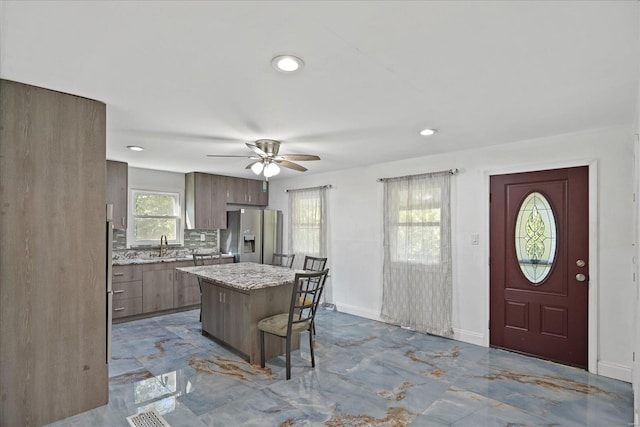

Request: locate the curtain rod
(377, 168), (458, 182)
(285, 184), (333, 193)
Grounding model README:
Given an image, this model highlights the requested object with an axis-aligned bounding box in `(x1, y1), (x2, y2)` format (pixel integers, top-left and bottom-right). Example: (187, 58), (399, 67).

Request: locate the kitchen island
(176, 262), (301, 364)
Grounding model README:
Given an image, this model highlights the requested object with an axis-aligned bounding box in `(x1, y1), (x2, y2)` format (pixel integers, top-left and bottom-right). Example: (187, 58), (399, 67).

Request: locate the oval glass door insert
(515, 191), (557, 284)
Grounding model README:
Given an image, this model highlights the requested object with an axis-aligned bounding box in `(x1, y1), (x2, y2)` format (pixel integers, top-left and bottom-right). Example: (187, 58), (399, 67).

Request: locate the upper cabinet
(185, 172), (227, 229)
(186, 172), (269, 230)
(226, 176), (268, 206)
(246, 179), (269, 206)
(106, 160), (128, 229)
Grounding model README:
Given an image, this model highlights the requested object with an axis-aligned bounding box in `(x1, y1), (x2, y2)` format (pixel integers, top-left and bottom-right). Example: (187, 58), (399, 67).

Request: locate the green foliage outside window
(132, 191), (180, 243)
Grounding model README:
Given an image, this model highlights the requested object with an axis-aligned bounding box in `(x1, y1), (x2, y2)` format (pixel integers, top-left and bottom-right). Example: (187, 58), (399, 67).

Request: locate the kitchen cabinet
(225, 176), (247, 204)
(113, 257), (235, 320)
(0, 79), (108, 426)
(112, 265), (143, 319)
(202, 282), (250, 352)
(225, 175), (268, 206)
(174, 261), (200, 307)
(142, 268), (175, 312)
(185, 172), (226, 229)
(247, 178), (268, 205)
(106, 160), (128, 229)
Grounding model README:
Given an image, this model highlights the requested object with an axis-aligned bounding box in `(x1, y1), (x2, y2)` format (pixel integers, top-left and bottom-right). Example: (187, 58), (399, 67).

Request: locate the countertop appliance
(220, 209), (282, 264)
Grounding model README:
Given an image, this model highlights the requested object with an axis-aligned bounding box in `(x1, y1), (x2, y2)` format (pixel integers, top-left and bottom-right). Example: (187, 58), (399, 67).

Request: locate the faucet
(159, 235), (168, 257)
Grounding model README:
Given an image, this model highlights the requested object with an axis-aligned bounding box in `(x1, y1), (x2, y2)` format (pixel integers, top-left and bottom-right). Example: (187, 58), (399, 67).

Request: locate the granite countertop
(177, 262), (301, 291)
(113, 253), (234, 266)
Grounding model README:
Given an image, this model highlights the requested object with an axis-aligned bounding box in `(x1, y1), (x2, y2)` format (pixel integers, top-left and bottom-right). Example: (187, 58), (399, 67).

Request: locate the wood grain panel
(106, 160), (128, 229)
(0, 80), (107, 426)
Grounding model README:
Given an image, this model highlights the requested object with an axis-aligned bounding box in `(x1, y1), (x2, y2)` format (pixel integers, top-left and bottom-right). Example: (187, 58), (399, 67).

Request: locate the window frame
(129, 188), (183, 247)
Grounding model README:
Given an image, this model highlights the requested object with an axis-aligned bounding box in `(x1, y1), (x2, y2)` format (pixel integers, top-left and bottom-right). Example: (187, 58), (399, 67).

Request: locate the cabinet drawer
(112, 265), (142, 283)
(112, 297), (142, 319)
(113, 280), (142, 301)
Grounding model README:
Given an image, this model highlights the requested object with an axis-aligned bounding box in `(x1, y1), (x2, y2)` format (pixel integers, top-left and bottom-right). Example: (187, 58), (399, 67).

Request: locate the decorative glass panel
(515, 192), (557, 284)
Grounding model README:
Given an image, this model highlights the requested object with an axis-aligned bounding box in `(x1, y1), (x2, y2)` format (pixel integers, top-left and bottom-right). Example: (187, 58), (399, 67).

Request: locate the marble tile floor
(47, 309), (633, 427)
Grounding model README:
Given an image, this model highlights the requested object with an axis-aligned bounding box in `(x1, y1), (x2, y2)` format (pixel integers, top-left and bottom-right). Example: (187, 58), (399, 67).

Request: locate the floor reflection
(46, 309), (633, 426)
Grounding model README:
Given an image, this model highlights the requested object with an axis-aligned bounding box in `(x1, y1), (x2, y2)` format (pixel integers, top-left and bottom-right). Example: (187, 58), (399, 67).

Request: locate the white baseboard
(452, 328), (486, 347)
(335, 302), (381, 321)
(597, 360), (632, 383)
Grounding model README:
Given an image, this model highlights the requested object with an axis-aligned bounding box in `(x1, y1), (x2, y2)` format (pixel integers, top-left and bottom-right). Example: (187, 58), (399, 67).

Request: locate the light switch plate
(471, 234), (479, 245)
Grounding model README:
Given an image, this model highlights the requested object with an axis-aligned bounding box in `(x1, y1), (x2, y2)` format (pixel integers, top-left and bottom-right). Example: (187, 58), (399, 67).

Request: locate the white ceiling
(1, 1), (638, 180)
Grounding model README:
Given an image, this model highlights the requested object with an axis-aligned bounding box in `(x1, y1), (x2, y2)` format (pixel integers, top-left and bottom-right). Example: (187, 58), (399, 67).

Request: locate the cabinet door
(246, 179), (268, 206)
(106, 160), (128, 229)
(223, 288), (250, 354)
(202, 282), (225, 339)
(226, 176), (248, 204)
(194, 173), (213, 228)
(142, 269), (174, 312)
(210, 175), (228, 229)
(174, 270), (200, 307)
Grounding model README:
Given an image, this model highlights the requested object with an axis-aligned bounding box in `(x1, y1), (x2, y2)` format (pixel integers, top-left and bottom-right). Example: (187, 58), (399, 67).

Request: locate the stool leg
(260, 330), (265, 368)
(286, 335), (291, 380)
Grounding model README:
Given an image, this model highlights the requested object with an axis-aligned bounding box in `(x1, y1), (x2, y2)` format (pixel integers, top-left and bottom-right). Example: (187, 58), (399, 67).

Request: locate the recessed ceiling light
(272, 55), (304, 73)
(127, 145), (144, 151)
(419, 128), (437, 136)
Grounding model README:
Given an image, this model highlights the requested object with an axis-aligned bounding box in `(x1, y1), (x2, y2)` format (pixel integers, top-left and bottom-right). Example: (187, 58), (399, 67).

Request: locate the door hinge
(488, 320), (490, 330)
(489, 193), (492, 203)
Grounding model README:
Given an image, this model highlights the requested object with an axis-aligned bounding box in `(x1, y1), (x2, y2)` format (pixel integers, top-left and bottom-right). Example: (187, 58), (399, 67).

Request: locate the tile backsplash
(111, 228), (219, 257)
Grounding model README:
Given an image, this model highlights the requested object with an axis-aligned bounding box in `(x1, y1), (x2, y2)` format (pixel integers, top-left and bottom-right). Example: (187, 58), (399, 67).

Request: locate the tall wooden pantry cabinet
(0, 80), (108, 426)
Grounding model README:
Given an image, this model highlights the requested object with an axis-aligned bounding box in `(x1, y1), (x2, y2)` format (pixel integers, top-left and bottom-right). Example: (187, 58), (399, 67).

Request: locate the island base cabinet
(201, 280), (298, 364)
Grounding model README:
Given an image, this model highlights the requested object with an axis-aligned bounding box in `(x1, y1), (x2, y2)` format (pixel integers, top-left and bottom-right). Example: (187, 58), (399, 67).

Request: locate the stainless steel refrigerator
(220, 209), (282, 263)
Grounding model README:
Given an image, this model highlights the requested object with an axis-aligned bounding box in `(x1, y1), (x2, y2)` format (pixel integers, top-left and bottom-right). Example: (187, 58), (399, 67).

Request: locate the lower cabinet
(112, 257), (234, 320)
(202, 282), (249, 353)
(174, 261), (201, 307)
(142, 268), (175, 312)
(112, 265), (143, 319)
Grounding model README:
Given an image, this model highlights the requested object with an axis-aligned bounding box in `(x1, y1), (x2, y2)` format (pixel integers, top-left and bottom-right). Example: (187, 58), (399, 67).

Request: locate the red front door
(490, 166), (589, 368)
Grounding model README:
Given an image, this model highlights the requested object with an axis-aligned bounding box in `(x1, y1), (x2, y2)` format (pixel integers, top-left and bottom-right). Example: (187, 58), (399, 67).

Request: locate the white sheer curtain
(381, 172), (453, 337)
(288, 186), (327, 270)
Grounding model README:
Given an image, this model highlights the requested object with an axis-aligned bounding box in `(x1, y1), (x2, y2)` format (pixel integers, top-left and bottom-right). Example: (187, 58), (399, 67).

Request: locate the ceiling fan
(207, 139), (320, 178)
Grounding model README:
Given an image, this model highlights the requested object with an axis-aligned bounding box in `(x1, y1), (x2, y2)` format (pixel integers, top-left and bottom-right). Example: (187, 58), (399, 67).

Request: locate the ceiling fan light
(251, 162), (264, 175)
(263, 162), (280, 178)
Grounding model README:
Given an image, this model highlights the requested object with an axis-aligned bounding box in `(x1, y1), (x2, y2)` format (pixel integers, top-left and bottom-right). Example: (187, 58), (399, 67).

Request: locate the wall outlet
(200, 234), (206, 241)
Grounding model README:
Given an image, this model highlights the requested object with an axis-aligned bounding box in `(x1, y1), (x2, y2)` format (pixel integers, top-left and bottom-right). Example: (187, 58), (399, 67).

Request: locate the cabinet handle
(114, 307), (125, 312)
(113, 290), (125, 294)
(121, 217), (125, 227)
(219, 292), (222, 303)
(113, 273), (125, 277)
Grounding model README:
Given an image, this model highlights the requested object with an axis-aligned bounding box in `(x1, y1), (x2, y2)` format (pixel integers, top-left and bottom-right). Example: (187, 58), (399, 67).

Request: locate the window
(392, 187), (443, 264)
(131, 189), (181, 246)
(288, 186), (327, 267)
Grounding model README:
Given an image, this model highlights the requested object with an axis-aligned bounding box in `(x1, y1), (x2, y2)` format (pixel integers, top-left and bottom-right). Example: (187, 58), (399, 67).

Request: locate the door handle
(576, 273), (587, 282)
(576, 259), (586, 267)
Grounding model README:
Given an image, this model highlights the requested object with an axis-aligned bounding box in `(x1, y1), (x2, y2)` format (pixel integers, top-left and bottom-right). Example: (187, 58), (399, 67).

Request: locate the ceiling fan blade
(280, 154), (321, 161)
(207, 154), (253, 158)
(276, 159), (307, 172)
(246, 142), (268, 157)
